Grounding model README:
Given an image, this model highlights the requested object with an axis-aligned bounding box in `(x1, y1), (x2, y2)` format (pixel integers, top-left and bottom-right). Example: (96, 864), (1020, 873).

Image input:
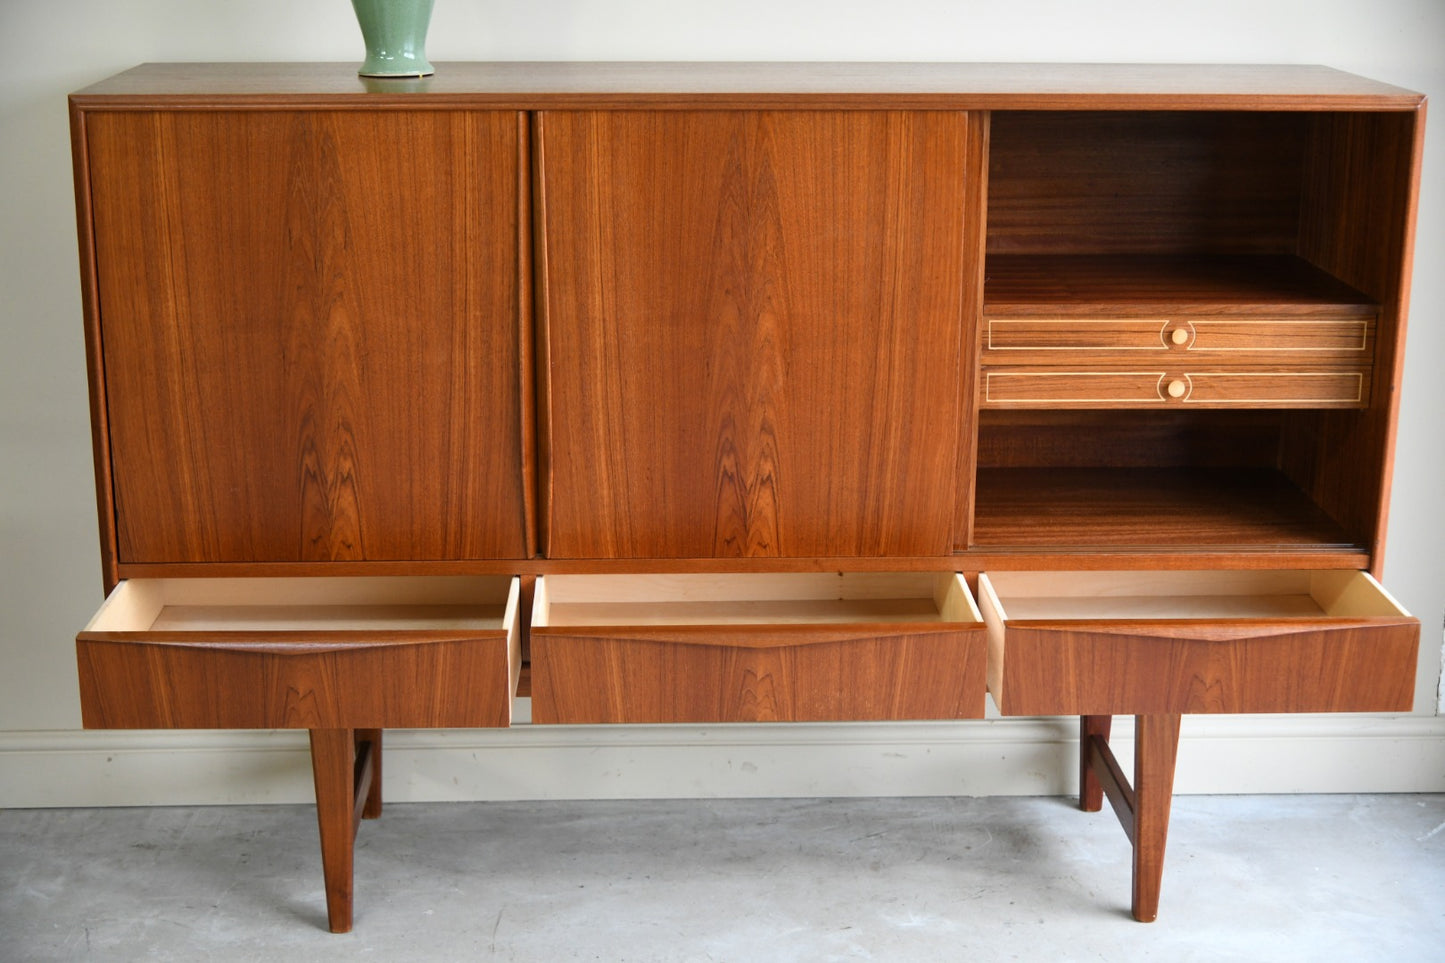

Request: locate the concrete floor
(2, 795), (1442, 962)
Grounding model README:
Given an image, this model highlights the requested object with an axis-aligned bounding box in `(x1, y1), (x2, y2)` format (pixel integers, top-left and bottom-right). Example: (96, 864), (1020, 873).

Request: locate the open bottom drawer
(77, 576), (521, 729)
(530, 573), (986, 723)
(978, 570), (1418, 715)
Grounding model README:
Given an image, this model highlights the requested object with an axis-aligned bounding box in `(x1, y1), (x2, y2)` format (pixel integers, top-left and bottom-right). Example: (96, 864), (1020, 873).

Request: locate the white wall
(2, 0), (1442, 805)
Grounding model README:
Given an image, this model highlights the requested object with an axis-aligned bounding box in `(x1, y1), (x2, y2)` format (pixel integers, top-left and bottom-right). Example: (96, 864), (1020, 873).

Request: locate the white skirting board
(4, 708), (1444, 808)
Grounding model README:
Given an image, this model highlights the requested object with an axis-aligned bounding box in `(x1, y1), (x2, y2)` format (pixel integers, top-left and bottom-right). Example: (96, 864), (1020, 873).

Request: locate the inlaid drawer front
(977, 570), (1418, 716)
(980, 315), (1376, 366)
(530, 573), (986, 724)
(981, 368), (1368, 408)
(77, 576), (520, 729)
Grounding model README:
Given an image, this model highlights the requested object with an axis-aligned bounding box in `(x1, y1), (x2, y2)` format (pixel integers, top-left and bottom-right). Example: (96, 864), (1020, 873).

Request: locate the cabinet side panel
(70, 104), (120, 590)
(539, 110), (969, 558)
(1289, 110), (1425, 571)
(87, 110), (527, 562)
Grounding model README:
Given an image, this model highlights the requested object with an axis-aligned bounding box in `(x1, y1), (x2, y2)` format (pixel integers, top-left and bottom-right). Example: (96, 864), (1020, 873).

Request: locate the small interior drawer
(978, 570), (1418, 715)
(530, 572), (987, 724)
(981, 367), (1368, 408)
(981, 316), (1375, 365)
(77, 576), (520, 729)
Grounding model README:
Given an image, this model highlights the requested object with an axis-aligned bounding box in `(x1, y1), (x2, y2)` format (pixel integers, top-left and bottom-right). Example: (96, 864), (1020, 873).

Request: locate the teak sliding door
(536, 109), (977, 559)
(85, 109), (530, 564)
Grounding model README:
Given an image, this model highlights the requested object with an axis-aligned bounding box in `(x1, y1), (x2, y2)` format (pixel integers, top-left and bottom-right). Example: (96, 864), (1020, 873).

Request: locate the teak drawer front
(980, 316), (1375, 366)
(530, 573), (987, 724)
(76, 577), (520, 729)
(981, 368), (1368, 408)
(978, 571), (1418, 716)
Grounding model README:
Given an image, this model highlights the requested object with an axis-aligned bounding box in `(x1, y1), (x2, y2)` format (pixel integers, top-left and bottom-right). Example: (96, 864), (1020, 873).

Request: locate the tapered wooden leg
(1079, 712), (1184, 921)
(1131, 713), (1182, 923)
(356, 729), (382, 819)
(310, 728), (358, 933)
(1080, 715), (1113, 812)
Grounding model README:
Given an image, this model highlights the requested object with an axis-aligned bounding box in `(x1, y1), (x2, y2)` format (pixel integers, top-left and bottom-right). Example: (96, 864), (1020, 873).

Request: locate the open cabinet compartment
(978, 569), (1418, 716)
(972, 109), (1418, 557)
(971, 409), (1367, 552)
(77, 576), (521, 729)
(530, 572), (987, 723)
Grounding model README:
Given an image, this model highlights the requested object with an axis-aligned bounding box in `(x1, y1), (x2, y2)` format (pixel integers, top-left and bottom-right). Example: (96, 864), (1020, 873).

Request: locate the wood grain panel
(537, 110), (970, 558)
(1181, 370), (1367, 407)
(86, 109), (528, 563)
(530, 623), (985, 723)
(988, 618), (1418, 715)
(76, 633), (516, 728)
(987, 113), (1307, 255)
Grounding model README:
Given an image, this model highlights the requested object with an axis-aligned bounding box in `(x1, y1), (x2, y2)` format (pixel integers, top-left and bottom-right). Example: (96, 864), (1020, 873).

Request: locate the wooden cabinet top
(70, 62), (1424, 111)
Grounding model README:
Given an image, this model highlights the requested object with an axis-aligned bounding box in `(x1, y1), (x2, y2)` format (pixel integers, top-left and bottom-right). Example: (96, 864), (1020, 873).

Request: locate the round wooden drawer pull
(1167, 378), (1188, 398)
(1171, 327), (1190, 345)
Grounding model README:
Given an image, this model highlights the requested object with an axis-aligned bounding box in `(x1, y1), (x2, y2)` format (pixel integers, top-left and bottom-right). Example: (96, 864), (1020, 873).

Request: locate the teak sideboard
(69, 62), (1425, 931)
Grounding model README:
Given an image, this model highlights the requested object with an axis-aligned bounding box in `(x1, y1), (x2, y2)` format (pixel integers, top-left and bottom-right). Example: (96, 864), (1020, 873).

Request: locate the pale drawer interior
(86, 576), (519, 635)
(978, 569), (1409, 622)
(535, 573), (980, 628)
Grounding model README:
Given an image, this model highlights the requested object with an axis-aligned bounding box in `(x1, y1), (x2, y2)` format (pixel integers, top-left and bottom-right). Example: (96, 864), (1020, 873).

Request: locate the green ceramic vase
(351, 0), (436, 78)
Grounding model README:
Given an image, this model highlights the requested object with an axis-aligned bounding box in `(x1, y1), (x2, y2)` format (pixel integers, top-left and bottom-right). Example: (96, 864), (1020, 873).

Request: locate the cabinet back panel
(87, 110), (529, 563)
(986, 112), (1307, 255)
(976, 410), (1285, 469)
(538, 110), (972, 558)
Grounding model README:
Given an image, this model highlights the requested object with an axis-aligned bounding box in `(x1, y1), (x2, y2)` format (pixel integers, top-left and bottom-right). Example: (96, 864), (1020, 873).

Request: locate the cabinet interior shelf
(970, 467), (1361, 552)
(983, 253), (1376, 315)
